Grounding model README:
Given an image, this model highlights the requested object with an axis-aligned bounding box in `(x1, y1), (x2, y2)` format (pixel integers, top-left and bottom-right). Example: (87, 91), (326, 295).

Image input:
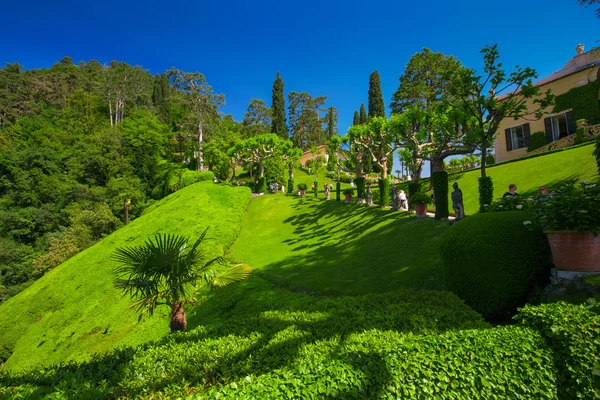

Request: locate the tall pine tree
(159, 73), (171, 124)
(368, 71), (385, 118)
(353, 110), (360, 125)
(359, 103), (367, 124)
(271, 72), (287, 139)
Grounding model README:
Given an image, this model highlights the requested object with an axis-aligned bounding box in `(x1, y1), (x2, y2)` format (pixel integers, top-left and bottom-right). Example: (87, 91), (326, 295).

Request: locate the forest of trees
(0, 58), (339, 301)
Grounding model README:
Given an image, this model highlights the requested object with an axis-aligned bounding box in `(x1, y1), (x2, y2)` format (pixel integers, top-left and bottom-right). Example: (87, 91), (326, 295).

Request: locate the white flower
(527, 197), (534, 202)
(588, 184), (597, 188)
(523, 221), (532, 225)
(516, 205), (523, 209)
(498, 205), (503, 208)
(580, 180), (589, 184)
(483, 204), (489, 207)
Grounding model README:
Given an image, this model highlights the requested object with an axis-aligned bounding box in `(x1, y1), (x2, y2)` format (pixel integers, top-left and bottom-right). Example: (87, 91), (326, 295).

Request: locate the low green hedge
(2, 277), (597, 399)
(516, 302), (600, 399)
(440, 211), (551, 318)
(527, 131), (547, 152)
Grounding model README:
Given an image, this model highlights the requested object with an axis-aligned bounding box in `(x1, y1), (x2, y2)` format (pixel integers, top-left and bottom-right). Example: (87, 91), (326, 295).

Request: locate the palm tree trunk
(169, 302), (187, 332)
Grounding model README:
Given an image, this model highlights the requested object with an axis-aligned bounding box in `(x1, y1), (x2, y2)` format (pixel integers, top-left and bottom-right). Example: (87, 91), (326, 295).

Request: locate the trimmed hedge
(354, 177), (365, 199)
(595, 134), (600, 175)
(478, 176), (493, 212)
(313, 180), (318, 197)
(335, 182), (341, 201)
(440, 211), (551, 318)
(287, 179), (294, 194)
(378, 178), (390, 207)
(254, 176), (267, 193)
(432, 171), (449, 219)
(407, 182), (421, 210)
(516, 302), (600, 399)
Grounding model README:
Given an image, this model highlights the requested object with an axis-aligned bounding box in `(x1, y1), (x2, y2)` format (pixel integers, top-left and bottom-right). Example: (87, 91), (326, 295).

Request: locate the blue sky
(1, 0), (598, 176)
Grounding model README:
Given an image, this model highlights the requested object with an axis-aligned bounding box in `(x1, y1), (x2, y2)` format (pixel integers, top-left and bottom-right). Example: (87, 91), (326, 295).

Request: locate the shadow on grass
(254, 196), (448, 295)
(0, 276), (487, 398)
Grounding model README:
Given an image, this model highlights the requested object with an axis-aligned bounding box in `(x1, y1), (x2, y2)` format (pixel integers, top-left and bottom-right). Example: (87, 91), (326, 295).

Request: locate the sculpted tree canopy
(346, 117), (401, 179)
(279, 140), (303, 180)
(230, 133), (284, 177)
(391, 48), (475, 176)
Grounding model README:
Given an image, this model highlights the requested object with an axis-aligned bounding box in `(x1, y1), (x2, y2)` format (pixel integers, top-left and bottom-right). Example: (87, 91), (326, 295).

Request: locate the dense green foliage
(432, 171), (449, 219)
(516, 302), (600, 398)
(263, 155), (286, 185)
(595, 134), (600, 174)
(359, 103), (367, 124)
(478, 176), (494, 212)
(553, 79), (600, 124)
(440, 212), (551, 318)
(368, 71), (385, 118)
(287, 179), (294, 194)
(336, 182), (341, 201)
(378, 178), (390, 206)
(4, 280), (596, 399)
(270, 72), (287, 139)
(0, 183), (252, 370)
(527, 131), (548, 152)
(354, 176), (365, 199)
(255, 177), (267, 193)
(353, 110), (360, 125)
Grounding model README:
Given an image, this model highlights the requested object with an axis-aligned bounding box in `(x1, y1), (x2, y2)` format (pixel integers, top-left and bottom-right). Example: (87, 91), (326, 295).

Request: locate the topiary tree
(432, 171), (449, 220)
(263, 155), (286, 186)
(439, 212), (551, 319)
(113, 230), (251, 332)
(378, 178), (391, 207)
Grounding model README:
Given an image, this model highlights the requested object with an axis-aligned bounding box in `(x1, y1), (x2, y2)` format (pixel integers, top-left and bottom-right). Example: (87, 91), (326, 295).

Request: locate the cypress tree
(368, 71), (385, 118)
(271, 72), (287, 139)
(353, 110), (360, 126)
(359, 103), (367, 124)
(158, 73), (171, 124)
(152, 74), (162, 107)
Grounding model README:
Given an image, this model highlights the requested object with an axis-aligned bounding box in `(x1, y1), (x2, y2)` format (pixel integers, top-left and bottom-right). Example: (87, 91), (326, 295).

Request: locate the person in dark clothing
(503, 184), (519, 198)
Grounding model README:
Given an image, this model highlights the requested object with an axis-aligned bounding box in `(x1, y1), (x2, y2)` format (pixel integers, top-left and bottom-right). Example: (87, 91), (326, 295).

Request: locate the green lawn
(0, 182), (252, 371)
(227, 194), (449, 295)
(436, 143), (599, 215)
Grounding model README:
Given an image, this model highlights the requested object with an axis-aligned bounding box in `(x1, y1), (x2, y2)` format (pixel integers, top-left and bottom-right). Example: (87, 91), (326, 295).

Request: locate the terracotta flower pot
(414, 203), (428, 217)
(545, 230), (600, 272)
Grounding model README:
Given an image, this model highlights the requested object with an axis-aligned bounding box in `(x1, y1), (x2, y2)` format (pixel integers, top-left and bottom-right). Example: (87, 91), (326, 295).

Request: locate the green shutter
(505, 128), (512, 151)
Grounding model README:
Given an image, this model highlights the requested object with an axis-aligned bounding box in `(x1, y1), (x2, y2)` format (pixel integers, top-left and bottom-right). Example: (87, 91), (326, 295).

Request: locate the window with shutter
(544, 117), (553, 143)
(506, 125), (527, 150)
(505, 128), (512, 151)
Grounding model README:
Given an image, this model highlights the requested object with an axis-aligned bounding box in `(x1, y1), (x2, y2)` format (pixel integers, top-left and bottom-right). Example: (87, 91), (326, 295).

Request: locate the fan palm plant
(113, 229), (251, 332)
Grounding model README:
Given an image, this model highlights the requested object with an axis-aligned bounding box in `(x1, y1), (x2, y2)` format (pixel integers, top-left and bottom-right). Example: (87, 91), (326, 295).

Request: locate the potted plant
(343, 188), (354, 203)
(297, 183), (308, 196)
(410, 191), (431, 217)
(529, 180), (600, 272)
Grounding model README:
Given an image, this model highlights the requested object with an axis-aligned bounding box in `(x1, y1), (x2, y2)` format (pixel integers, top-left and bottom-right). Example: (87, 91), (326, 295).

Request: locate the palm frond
(209, 263), (252, 289)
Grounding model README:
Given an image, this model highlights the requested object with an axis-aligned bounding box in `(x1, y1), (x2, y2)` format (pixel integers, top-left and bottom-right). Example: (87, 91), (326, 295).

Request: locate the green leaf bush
(287, 179), (294, 194)
(378, 178), (390, 207)
(354, 177), (365, 199)
(527, 131), (547, 152)
(516, 302), (600, 399)
(440, 211), (551, 318)
(5, 276), (596, 398)
(478, 176), (493, 212)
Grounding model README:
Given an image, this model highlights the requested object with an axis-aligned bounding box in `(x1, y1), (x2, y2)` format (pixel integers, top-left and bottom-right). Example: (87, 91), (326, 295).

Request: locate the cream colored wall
(494, 66), (599, 162)
(298, 146), (328, 167)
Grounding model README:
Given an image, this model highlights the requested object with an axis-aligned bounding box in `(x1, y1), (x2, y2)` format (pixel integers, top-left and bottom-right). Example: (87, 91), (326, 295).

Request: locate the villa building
(298, 145), (348, 168)
(494, 45), (600, 162)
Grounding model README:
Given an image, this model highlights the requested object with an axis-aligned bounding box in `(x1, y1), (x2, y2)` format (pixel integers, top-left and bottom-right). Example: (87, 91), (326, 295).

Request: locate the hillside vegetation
(0, 182), (251, 371)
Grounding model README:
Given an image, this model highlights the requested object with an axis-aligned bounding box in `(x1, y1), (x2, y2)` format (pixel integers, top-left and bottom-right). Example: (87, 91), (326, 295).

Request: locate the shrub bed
(5, 280), (595, 399)
(439, 211), (551, 318)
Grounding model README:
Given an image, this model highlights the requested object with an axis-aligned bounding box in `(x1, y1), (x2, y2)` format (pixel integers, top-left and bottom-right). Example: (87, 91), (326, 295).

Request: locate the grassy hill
(0, 182), (252, 371)
(444, 143), (599, 215)
(228, 194), (448, 295)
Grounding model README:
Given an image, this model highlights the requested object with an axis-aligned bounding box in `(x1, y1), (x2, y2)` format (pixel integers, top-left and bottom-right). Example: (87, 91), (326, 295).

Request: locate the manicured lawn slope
(228, 194), (448, 295)
(0, 182), (252, 371)
(445, 143), (598, 215)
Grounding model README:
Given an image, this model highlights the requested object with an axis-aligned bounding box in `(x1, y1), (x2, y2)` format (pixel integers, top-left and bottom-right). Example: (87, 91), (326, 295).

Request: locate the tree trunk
(169, 302), (187, 332)
(259, 161), (265, 177)
(480, 139), (488, 178)
(109, 99), (113, 127)
(197, 123), (204, 171)
(381, 161), (387, 180)
(355, 152), (363, 179)
(429, 157), (445, 190)
(288, 164), (294, 180)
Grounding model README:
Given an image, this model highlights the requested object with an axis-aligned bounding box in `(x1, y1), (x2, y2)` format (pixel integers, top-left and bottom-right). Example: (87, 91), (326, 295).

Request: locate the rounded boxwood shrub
(287, 179), (294, 194)
(439, 211), (551, 318)
(313, 181), (318, 197)
(478, 176), (493, 212)
(378, 178), (390, 207)
(335, 182), (341, 201)
(354, 177), (365, 199)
